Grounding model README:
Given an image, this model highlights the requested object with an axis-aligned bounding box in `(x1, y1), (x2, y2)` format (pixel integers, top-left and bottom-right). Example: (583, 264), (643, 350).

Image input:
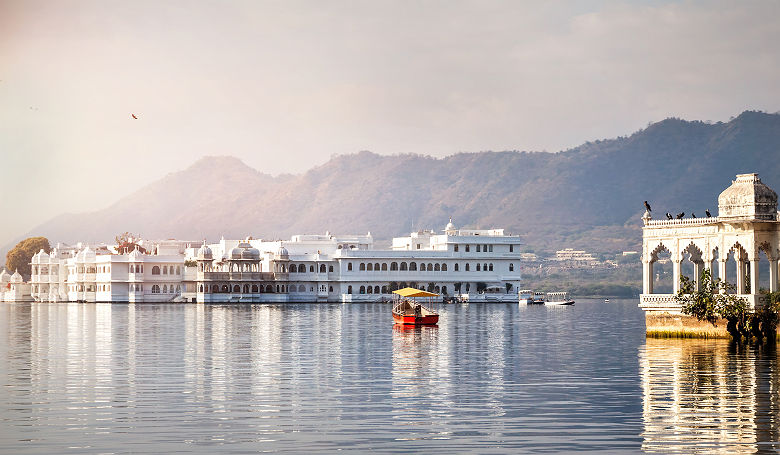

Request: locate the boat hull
(545, 300), (575, 305)
(393, 312), (439, 325)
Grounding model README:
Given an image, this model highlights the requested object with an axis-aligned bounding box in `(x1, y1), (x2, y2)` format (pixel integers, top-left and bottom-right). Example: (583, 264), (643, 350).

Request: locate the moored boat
(392, 288), (439, 325)
(544, 291), (575, 305)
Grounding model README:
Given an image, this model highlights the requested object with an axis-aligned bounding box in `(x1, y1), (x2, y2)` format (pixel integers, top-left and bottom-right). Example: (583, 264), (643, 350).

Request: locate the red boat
(392, 288), (439, 325)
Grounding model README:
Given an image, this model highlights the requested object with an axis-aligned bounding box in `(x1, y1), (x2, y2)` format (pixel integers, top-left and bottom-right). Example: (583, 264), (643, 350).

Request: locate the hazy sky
(1, 0), (779, 247)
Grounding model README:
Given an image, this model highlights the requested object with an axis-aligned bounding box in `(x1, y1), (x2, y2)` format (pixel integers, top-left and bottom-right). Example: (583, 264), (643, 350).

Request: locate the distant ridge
(7, 110), (780, 255)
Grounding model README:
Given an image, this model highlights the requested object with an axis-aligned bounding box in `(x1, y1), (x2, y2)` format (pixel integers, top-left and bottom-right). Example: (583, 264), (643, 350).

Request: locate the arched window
(360, 263), (366, 271)
(466, 264), (470, 271)
(329, 286), (333, 292)
(509, 263), (514, 272)
(374, 286), (380, 294)
(489, 263), (493, 271)
(367, 263), (373, 271)
(400, 262), (407, 271)
(252, 285), (259, 292)
(152, 266), (160, 275)
(266, 285), (273, 293)
(420, 263), (426, 271)
(434, 264), (440, 271)
(442, 286), (448, 295)
(329, 265), (334, 272)
(152, 285), (160, 294)
(400, 282), (408, 289)
(359, 286), (366, 294)
(410, 262), (417, 271)
(212, 285), (219, 293)
(374, 263), (380, 271)
(381, 285), (387, 293)
(309, 265), (314, 273)
(391, 262), (398, 271)
(483, 263), (488, 271)
(222, 285), (229, 292)
(466, 245), (470, 252)
(348, 285), (353, 294)
(199, 284), (203, 292)
(348, 263), (353, 271)
(233, 285), (240, 293)
(163, 266), (168, 275)
(454, 263), (459, 271)
(381, 263), (387, 271)
(244, 284), (250, 293)
(476, 264), (481, 271)
(367, 286), (372, 294)
(163, 285), (168, 293)
(290, 264), (297, 273)
(442, 264), (447, 271)
(427, 263), (433, 271)
(320, 264), (326, 273)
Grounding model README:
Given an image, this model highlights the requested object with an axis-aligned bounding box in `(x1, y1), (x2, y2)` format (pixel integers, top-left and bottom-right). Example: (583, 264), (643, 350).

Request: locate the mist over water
(0, 300), (777, 453)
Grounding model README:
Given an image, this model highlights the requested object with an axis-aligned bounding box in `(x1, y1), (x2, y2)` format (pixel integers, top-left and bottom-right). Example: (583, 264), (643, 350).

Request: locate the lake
(1, 300), (778, 453)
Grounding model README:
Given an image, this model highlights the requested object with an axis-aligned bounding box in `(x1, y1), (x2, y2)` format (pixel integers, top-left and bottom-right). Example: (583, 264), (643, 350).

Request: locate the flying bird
(644, 201), (652, 212)
(705, 209), (712, 217)
(666, 213), (673, 220)
(131, 114), (138, 119)
(676, 212), (685, 219)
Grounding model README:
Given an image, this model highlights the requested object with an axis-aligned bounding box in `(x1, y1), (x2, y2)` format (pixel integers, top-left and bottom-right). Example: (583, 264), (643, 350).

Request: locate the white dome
(197, 243), (213, 260)
(718, 173), (778, 220)
(230, 247), (244, 260)
(10, 270), (23, 283)
(445, 217), (456, 232)
(242, 247), (260, 260)
(0, 270), (9, 283)
(276, 246), (289, 259)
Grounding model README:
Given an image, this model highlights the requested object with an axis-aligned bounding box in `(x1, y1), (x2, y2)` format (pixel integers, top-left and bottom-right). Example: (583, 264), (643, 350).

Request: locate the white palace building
(640, 173), (780, 335)
(11, 220), (523, 303)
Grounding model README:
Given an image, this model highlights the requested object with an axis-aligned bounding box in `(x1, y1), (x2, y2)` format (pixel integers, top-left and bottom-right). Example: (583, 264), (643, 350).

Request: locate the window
(420, 263), (426, 271)
(309, 265), (314, 273)
(410, 262), (417, 271)
(427, 263), (433, 271)
(367, 286), (372, 294)
(477, 264), (481, 271)
(434, 264), (440, 271)
(509, 245), (514, 252)
(152, 266), (160, 275)
(329, 265), (334, 272)
(329, 286), (333, 292)
(509, 263), (514, 272)
(252, 285), (258, 292)
(244, 284), (250, 293)
(266, 285), (273, 293)
(163, 285), (168, 293)
(454, 264), (459, 271)
(466, 245), (470, 252)
(348, 263), (353, 271)
(374, 286), (380, 294)
(454, 245), (459, 252)
(290, 264), (297, 273)
(442, 264), (447, 271)
(465, 264), (470, 271)
(381, 263), (387, 271)
(233, 285), (240, 293)
(152, 285), (160, 294)
(360, 263), (366, 271)
(222, 285), (229, 292)
(360, 286), (366, 294)
(391, 262), (398, 271)
(416, 244), (421, 249)
(477, 245), (481, 252)
(374, 263), (380, 271)
(489, 245), (493, 252)
(483, 263), (488, 271)
(320, 264), (326, 273)
(212, 285), (219, 293)
(348, 285), (353, 294)
(300, 264), (307, 272)
(489, 263), (493, 271)
(400, 262), (408, 271)
(176, 266), (181, 274)
(299, 285), (305, 292)
(163, 266), (168, 275)
(367, 263), (373, 271)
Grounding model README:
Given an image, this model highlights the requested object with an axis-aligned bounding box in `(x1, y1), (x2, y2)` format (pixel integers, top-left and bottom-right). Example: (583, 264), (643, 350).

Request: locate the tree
(675, 269), (777, 342)
(6, 236), (50, 279)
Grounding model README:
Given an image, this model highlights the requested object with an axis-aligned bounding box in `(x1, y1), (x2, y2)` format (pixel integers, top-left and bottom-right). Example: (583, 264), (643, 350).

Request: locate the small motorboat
(532, 291), (546, 304)
(392, 288), (439, 325)
(604, 299), (610, 303)
(544, 291), (575, 305)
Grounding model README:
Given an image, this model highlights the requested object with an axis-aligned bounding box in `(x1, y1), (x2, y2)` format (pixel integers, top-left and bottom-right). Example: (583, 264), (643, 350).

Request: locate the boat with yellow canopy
(392, 288), (440, 325)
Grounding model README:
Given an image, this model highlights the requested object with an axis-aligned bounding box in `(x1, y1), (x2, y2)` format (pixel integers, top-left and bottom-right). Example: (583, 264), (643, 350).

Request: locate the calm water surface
(1, 300), (779, 453)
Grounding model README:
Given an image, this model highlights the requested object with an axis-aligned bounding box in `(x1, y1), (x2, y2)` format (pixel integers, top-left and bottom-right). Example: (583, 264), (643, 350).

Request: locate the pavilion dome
(0, 270), (9, 283)
(197, 243), (213, 260)
(276, 246), (289, 259)
(445, 218), (456, 232)
(242, 247), (261, 260)
(718, 173), (778, 221)
(10, 270), (22, 283)
(230, 247), (244, 260)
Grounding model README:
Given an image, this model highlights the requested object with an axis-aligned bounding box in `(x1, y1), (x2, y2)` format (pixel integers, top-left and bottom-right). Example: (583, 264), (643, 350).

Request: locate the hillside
(8, 110), (780, 256)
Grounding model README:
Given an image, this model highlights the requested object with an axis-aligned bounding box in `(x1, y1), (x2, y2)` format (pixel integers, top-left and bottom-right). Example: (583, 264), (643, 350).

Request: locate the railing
(645, 217), (719, 227)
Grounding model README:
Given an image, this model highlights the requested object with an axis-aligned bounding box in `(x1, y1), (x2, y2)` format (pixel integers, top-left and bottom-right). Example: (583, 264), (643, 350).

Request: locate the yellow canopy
(393, 287), (439, 297)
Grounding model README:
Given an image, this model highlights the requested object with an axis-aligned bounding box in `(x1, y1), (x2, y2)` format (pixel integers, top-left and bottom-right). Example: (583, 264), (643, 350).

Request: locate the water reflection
(640, 339), (780, 453)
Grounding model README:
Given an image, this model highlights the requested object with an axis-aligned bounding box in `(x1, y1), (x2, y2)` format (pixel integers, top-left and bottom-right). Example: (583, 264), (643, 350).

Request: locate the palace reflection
(640, 339), (780, 453)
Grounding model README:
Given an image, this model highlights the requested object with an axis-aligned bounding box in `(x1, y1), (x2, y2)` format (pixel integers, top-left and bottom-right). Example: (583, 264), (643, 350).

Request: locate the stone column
(770, 259), (779, 293)
(736, 260), (746, 295)
(642, 260), (653, 294)
(692, 261), (703, 292)
(750, 259), (760, 295)
(672, 259), (682, 294)
(719, 259), (728, 293)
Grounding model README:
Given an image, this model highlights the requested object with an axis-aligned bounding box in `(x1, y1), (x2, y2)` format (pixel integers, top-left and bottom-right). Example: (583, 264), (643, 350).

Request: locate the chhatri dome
(445, 217), (456, 234)
(197, 242), (213, 260)
(718, 173), (778, 221)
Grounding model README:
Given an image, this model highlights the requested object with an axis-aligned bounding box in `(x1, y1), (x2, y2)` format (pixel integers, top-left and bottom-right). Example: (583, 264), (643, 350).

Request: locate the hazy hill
(8, 110), (780, 256)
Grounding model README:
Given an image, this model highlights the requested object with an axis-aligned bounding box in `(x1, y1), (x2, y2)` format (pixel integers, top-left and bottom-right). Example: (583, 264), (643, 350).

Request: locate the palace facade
(17, 220), (523, 303)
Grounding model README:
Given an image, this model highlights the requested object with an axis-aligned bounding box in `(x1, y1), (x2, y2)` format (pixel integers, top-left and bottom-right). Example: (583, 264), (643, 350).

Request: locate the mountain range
(7, 110), (780, 257)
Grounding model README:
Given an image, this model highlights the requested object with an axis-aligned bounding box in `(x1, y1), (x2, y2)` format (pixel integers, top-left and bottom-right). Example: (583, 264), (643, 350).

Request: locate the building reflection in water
(640, 338), (780, 453)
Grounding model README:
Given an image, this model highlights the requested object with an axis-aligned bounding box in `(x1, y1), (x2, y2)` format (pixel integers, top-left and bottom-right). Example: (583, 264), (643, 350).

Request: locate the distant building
(555, 248), (598, 264)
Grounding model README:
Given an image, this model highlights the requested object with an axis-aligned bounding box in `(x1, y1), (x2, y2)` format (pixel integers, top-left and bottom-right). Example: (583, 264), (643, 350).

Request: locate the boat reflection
(640, 338), (780, 453)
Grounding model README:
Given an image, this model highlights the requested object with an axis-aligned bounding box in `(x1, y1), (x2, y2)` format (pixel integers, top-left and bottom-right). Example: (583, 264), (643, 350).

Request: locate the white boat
(518, 289), (534, 304)
(544, 292), (575, 305)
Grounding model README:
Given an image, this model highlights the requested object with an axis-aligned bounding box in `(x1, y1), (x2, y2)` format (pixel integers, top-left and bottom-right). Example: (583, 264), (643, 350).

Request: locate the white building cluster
(9, 220), (523, 303)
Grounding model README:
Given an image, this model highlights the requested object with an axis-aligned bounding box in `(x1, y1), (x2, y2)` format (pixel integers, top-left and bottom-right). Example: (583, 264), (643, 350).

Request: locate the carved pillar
(692, 261), (703, 292)
(643, 260), (654, 294)
(770, 259), (779, 293)
(750, 259), (760, 295)
(672, 259), (682, 294)
(719, 259), (728, 293)
(736, 260), (746, 294)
